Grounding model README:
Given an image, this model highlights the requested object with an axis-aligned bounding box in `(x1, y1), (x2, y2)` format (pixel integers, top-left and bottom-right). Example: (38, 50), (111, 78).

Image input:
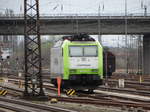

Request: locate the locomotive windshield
(69, 46), (98, 57)
(69, 46), (83, 57)
(84, 46), (97, 57)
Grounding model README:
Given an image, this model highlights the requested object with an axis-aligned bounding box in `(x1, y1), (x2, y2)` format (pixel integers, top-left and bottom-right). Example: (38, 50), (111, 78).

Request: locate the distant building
(0, 35), (16, 60)
(1, 48), (12, 60)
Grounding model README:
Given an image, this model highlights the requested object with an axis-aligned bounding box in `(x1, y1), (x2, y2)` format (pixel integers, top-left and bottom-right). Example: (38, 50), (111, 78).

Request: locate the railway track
(7, 77), (150, 97)
(1, 76), (150, 111)
(1, 80), (149, 111)
(0, 108), (15, 112)
(98, 86), (150, 97)
(0, 97), (77, 112)
(105, 79), (150, 91)
(48, 93), (150, 110)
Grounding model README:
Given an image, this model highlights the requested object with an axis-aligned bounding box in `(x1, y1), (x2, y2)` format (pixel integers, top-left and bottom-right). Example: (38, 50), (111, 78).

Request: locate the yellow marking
(67, 89), (73, 95)
(66, 89), (75, 96)
(2, 90), (7, 96)
(1, 90), (5, 95)
(0, 90), (4, 95)
(0, 79), (4, 82)
(70, 90), (75, 96)
(0, 90), (7, 96)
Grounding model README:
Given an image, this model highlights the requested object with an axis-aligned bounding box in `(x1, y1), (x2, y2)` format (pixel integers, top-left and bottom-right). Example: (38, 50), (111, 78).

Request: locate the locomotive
(50, 34), (115, 91)
(50, 34), (103, 91)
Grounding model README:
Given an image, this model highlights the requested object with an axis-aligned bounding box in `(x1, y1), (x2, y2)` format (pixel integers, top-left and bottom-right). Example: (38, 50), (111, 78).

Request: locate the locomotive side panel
(50, 47), (63, 78)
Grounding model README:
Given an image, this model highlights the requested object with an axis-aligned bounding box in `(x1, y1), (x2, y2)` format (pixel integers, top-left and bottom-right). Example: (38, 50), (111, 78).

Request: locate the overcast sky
(0, 0), (149, 14)
(0, 0), (148, 47)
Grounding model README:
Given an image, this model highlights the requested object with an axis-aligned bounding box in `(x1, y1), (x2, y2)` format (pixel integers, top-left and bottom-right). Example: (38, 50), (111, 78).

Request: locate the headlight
(92, 69), (98, 72)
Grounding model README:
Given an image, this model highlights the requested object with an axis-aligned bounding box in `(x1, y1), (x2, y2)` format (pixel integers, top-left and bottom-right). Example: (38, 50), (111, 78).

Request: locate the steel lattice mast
(24, 0), (45, 97)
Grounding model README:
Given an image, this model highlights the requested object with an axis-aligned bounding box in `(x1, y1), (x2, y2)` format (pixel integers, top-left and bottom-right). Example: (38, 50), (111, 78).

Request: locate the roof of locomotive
(53, 33), (101, 48)
(62, 33), (95, 41)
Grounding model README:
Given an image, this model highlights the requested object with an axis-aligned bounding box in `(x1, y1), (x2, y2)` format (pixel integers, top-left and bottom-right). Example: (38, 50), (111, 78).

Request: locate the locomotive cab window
(69, 46), (98, 57)
(84, 46), (98, 57)
(69, 46), (83, 57)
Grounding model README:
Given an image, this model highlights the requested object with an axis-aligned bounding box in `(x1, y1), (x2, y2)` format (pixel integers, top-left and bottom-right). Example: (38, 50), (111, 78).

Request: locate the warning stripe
(0, 90), (4, 95)
(2, 90), (7, 96)
(67, 89), (73, 95)
(66, 89), (75, 96)
(0, 90), (7, 96)
(70, 90), (75, 96)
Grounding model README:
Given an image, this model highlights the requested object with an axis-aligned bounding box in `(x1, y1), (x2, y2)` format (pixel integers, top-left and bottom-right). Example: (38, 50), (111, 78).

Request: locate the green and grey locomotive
(50, 34), (103, 91)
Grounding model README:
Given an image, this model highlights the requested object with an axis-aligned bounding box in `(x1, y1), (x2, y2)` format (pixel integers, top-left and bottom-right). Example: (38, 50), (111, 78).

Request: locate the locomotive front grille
(69, 74), (100, 81)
